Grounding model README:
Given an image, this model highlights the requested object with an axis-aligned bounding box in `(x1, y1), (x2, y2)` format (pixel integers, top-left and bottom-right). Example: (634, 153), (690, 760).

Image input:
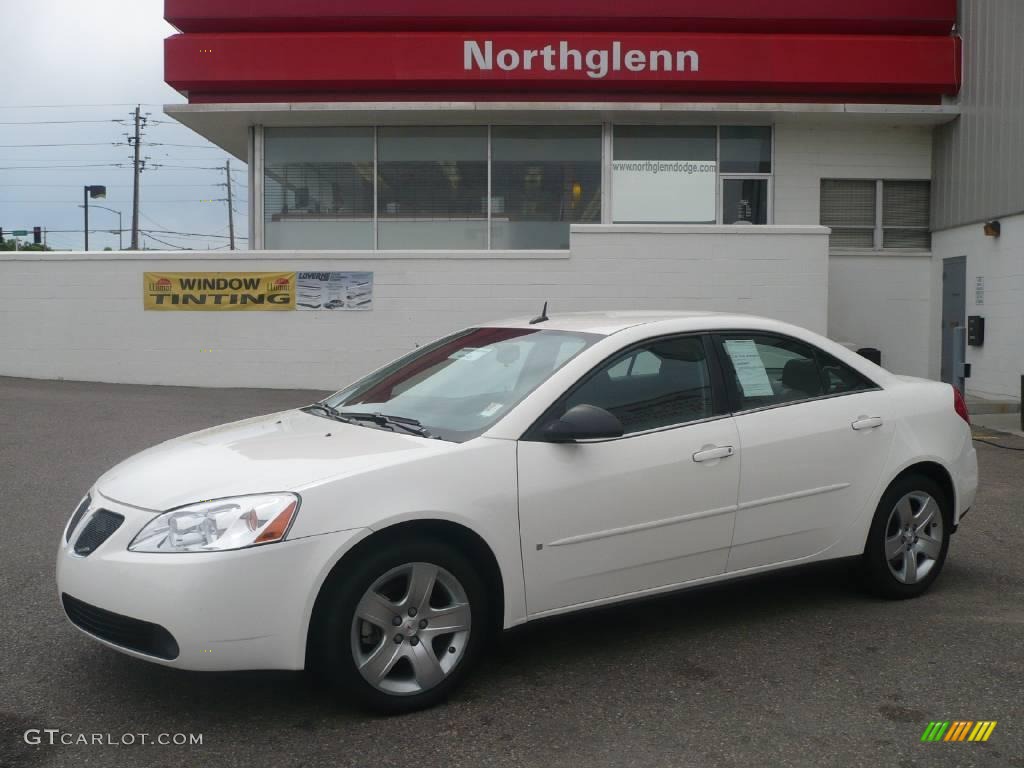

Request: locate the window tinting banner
(144, 272), (296, 311)
(296, 272), (374, 311)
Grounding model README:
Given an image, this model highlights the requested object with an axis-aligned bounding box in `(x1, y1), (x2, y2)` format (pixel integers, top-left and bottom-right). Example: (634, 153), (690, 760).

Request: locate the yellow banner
(144, 272), (296, 311)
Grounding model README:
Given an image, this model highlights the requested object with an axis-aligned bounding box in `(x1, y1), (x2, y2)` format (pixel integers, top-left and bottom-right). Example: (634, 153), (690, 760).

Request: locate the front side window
(719, 334), (875, 411)
(325, 328), (598, 442)
(560, 336), (714, 434)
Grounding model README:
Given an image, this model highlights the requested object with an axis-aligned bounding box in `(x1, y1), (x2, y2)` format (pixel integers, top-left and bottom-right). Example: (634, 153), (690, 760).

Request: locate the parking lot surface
(1, 376), (1022, 768)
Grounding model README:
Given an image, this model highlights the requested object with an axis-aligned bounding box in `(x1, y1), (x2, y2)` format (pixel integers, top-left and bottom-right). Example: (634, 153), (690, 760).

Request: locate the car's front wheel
(317, 538), (487, 714)
(860, 473), (952, 599)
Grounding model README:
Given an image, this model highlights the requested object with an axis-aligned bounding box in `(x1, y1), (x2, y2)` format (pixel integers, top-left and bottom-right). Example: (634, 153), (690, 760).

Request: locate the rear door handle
(693, 446), (735, 463)
(852, 416), (884, 431)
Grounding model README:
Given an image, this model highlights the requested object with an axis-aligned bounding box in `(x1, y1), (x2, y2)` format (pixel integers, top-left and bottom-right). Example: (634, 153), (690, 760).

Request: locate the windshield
(323, 327), (600, 442)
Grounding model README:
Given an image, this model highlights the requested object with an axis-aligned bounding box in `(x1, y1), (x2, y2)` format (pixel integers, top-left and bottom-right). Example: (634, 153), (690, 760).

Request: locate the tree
(0, 238), (53, 252)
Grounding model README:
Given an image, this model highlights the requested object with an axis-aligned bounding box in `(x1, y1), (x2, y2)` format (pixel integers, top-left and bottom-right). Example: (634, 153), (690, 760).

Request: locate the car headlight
(65, 493), (92, 542)
(128, 493), (300, 553)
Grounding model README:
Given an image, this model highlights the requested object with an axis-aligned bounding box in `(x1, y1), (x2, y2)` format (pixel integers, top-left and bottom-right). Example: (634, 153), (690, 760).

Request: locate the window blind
(883, 180), (931, 249)
(820, 180), (876, 249)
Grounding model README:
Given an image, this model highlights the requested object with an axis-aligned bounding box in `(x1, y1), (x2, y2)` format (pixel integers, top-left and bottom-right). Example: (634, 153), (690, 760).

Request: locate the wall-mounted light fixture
(984, 220), (1001, 237)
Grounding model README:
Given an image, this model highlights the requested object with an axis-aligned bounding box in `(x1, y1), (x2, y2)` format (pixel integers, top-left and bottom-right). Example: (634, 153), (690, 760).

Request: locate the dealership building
(1, 0), (1021, 402)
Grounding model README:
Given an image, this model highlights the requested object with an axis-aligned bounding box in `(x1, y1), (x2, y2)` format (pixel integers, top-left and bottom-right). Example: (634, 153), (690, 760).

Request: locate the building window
(722, 178), (769, 225)
(262, 124), (774, 250)
(720, 126), (772, 174)
(264, 128), (375, 250)
(491, 126), (602, 250)
(612, 126), (718, 224)
(883, 181), (931, 249)
(820, 179), (931, 251)
(611, 126), (772, 226)
(377, 127), (488, 250)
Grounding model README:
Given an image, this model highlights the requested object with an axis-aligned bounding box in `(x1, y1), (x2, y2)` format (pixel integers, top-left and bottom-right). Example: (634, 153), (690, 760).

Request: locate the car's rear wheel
(860, 474), (951, 599)
(317, 538), (486, 714)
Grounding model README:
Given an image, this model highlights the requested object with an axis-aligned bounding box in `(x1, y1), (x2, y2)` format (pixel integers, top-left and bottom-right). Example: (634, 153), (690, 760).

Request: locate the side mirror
(543, 404), (625, 443)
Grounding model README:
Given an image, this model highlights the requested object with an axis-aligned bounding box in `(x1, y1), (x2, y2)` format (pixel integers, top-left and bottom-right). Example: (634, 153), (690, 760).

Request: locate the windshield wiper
(302, 404), (437, 439)
(334, 411), (437, 439)
(302, 402), (349, 421)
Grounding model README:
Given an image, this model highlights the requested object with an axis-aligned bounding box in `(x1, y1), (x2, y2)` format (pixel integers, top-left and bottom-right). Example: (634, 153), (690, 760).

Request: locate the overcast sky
(0, 0), (247, 251)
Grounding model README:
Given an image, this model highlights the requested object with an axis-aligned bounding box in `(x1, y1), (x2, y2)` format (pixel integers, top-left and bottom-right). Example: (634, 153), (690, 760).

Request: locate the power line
(139, 231), (194, 250)
(0, 103), (166, 110)
(0, 157), (125, 162)
(0, 196), (241, 199)
(149, 164), (238, 171)
(0, 183), (247, 188)
(0, 163), (127, 170)
(8, 227), (247, 240)
(0, 142), (122, 148)
(0, 119), (128, 126)
(149, 143), (222, 150)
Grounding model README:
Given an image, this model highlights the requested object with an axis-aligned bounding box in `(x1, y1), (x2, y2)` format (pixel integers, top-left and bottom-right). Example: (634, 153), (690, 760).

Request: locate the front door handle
(693, 446), (735, 463)
(852, 416), (884, 431)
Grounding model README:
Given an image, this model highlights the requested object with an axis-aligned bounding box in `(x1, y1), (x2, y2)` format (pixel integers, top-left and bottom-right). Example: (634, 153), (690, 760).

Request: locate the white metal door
(726, 390), (894, 572)
(518, 416), (741, 615)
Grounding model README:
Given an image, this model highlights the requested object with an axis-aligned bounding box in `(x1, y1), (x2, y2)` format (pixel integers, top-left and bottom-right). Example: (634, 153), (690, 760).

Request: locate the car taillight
(953, 386), (971, 425)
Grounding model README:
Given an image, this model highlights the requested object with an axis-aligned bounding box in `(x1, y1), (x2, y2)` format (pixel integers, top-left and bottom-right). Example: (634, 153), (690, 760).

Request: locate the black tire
(859, 473), (952, 600)
(314, 537), (487, 715)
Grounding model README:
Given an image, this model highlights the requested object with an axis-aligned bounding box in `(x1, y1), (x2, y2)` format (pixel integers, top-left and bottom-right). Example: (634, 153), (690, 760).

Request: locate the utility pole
(128, 106), (147, 250)
(84, 187), (90, 252)
(225, 159), (236, 251)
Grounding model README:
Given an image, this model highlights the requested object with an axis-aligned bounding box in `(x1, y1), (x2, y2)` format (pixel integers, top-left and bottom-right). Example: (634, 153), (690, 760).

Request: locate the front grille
(62, 594), (180, 660)
(73, 510), (124, 556)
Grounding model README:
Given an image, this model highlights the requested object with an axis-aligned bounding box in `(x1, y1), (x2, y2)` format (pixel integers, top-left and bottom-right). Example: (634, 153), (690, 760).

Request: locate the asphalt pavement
(1, 376), (1022, 768)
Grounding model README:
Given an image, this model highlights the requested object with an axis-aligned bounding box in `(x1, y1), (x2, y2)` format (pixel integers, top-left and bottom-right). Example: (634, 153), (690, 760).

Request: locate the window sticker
(480, 402), (504, 418)
(723, 340), (775, 398)
(449, 347), (492, 362)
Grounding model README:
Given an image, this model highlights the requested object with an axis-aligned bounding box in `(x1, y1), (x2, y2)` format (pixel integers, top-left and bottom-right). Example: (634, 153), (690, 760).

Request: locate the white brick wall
(0, 226), (828, 390)
(774, 121), (934, 225)
(772, 121), (935, 378)
(828, 253), (932, 377)
(932, 213), (1024, 401)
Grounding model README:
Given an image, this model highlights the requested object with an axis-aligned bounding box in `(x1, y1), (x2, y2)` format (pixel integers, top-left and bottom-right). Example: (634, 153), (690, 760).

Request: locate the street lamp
(79, 203), (123, 251)
(83, 185), (107, 251)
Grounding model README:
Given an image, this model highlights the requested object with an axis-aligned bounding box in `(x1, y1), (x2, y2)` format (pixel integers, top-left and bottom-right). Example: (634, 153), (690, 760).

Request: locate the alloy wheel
(350, 562), (472, 696)
(884, 492), (944, 585)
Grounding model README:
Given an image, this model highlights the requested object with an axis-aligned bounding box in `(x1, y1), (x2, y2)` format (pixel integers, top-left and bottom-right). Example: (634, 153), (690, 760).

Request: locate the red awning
(165, 32), (962, 102)
(165, 0), (957, 36)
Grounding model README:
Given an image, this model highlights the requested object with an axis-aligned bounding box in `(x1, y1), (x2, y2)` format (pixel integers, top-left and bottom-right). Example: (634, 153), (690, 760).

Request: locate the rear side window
(817, 352), (877, 396)
(560, 336), (714, 434)
(718, 334), (875, 411)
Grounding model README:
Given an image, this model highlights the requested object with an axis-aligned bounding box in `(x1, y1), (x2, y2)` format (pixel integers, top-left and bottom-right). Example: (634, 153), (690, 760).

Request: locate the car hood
(95, 410), (451, 512)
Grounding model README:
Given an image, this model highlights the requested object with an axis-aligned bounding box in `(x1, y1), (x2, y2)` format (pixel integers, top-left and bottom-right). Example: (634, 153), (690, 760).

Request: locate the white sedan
(57, 311), (978, 713)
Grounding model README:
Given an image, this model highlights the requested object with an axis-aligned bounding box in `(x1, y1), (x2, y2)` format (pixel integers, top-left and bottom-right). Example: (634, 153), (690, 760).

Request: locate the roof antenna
(529, 301), (549, 325)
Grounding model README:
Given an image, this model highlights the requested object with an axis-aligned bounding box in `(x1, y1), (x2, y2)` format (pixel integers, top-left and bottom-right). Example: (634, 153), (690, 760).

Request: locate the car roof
(486, 310), (768, 336)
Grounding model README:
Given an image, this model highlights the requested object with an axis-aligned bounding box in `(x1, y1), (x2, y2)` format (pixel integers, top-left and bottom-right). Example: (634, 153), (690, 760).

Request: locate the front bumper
(56, 491), (367, 671)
